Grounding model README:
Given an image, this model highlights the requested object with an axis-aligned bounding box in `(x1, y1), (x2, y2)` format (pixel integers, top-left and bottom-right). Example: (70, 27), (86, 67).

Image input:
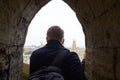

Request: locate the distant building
(71, 40), (77, 52)
(23, 41), (85, 64)
(70, 40), (85, 60)
(23, 54), (30, 64)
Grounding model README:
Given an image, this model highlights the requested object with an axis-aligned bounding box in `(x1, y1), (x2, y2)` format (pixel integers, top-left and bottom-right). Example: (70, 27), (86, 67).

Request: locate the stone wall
(0, 0), (120, 80)
(65, 0), (120, 80)
(0, 0), (49, 80)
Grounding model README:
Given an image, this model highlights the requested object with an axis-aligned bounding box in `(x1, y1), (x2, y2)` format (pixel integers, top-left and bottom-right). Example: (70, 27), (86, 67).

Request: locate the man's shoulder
(60, 48), (79, 59)
(64, 50), (81, 62)
(31, 47), (46, 56)
(62, 48), (77, 55)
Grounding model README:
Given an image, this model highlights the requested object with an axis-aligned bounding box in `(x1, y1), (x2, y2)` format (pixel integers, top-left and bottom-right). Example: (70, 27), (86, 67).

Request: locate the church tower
(71, 40), (77, 51)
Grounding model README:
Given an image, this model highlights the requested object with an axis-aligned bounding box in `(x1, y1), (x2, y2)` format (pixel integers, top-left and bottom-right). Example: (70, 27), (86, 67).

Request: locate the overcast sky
(25, 0), (85, 48)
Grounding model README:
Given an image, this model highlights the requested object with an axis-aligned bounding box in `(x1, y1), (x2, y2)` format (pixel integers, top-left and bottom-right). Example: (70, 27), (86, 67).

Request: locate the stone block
(86, 48), (116, 80)
(116, 48), (120, 80)
(87, 0), (118, 17)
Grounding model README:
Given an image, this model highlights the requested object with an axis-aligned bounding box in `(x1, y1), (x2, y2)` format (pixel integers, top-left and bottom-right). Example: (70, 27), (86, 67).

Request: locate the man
(29, 26), (85, 80)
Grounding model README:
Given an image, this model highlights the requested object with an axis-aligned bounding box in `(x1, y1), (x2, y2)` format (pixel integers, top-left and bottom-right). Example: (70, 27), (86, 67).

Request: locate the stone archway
(0, 0), (49, 80)
(0, 0), (120, 80)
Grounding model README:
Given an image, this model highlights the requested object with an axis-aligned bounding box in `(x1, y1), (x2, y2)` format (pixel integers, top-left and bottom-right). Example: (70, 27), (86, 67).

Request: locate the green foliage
(25, 51), (33, 55)
(22, 63), (29, 80)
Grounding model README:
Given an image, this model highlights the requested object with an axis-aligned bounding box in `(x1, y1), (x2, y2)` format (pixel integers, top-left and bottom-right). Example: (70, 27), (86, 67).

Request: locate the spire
(71, 40), (77, 51)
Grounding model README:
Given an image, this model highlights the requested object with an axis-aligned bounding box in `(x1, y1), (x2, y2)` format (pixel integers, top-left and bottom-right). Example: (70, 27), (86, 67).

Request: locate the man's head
(46, 26), (64, 44)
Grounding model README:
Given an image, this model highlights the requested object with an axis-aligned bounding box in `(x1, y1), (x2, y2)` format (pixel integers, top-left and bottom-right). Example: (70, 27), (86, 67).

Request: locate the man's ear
(46, 37), (49, 43)
(61, 39), (65, 45)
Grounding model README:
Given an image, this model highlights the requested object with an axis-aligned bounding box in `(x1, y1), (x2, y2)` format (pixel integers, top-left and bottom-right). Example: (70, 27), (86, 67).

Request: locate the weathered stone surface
(116, 48), (120, 80)
(0, 0), (120, 80)
(74, 0), (120, 80)
(86, 48), (117, 80)
(0, 0), (49, 80)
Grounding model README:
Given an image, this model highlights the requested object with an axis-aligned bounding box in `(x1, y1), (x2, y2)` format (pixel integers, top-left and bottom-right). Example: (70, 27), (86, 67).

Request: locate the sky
(25, 0), (85, 48)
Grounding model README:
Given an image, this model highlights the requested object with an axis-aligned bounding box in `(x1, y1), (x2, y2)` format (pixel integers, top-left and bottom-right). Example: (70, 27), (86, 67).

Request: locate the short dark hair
(47, 26), (64, 42)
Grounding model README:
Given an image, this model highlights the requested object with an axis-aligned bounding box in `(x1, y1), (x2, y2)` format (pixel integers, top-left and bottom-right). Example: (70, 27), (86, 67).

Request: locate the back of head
(47, 26), (64, 42)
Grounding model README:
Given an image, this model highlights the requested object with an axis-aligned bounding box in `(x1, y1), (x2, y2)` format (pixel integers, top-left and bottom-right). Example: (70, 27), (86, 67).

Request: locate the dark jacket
(29, 40), (85, 80)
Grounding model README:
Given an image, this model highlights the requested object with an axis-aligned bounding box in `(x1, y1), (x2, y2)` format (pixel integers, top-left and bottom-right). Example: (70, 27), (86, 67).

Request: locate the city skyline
(23, 39), (85, 64)
(24, 40), (85, 48)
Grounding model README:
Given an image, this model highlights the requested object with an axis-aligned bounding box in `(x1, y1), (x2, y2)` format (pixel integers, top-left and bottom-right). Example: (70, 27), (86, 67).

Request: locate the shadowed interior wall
(0, 0), (120, 80)
(0, 0), (49, 80)
(64, 0), (120, 80)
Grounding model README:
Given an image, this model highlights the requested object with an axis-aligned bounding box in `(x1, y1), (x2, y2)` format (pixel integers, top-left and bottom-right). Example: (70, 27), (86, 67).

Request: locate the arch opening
(23, 0), (86, 79)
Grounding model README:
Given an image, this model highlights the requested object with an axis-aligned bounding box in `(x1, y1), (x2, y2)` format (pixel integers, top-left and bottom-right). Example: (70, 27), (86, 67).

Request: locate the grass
(22, 63), (29, 80)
